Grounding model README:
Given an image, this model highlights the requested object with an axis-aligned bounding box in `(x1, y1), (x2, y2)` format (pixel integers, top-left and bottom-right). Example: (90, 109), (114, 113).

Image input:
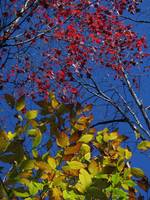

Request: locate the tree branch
(90, 118), (127, 128)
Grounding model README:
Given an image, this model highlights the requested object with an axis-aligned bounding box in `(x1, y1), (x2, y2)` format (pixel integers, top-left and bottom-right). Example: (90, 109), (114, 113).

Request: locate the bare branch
(90, 118), (127, 128)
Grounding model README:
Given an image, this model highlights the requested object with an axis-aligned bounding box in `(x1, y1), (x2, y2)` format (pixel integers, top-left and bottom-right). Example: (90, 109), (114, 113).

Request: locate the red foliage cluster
(0, 0), (147, 100)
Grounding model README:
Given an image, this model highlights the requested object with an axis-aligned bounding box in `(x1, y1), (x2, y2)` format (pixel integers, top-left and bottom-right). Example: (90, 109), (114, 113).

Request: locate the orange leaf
(69, 132), (80, 143)
(64, 143), (81, 155)
(56, 132), (69, 148)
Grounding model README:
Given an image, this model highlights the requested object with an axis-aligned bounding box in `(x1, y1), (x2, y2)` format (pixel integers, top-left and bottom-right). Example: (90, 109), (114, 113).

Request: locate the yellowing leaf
(49, 92), (59, 109)
(67, 161), (85, 170)
(103, 132), (118, 142)
(56, 132), (69, 148)
(76, 168), (92, 193)
(74, 116), (88, 131)
(82, 104), (93, 112)
(32, 129), (42, 148)
(131, 168), (145, 178)
(20, 160), (35, 171)
(137, 140), (150, 151)
(84, 152), (91, 161)
(79, 134), (93, 143)
(0, 130), (9, 152)
(47, 156), (56, 169)
(52, 187), (62, 200)
(64, 143), (81, 155)
(88, 160), (99, 175)
(80, 143), (90, 154)
(16, 96), (25, 111)
(26, 110), (38, 120)
(124, 148), (132, 160)
(7, 131), (16, 140)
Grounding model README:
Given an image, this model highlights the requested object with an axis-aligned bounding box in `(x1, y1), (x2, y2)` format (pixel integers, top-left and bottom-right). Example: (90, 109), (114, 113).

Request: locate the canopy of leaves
(0, 94), (149, 199)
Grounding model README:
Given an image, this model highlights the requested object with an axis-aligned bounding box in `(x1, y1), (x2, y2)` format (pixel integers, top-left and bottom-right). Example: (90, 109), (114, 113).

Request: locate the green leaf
(28, 181), (43, 195)
(121, 180), (136, 190)
(137, 140), (150, 151)
(79, 134), (93, 143)
(0, 130), (9, 152)
(26, 110), (38, 120)
(131, 168), (145, 178)
(111, 173), (121, 186)
(20, 159), (35, 171)
(63, 190), (84, 200)
(13, 190), (29, 198)
(16, 96), (25, 111)
(32, 129), (42, 148)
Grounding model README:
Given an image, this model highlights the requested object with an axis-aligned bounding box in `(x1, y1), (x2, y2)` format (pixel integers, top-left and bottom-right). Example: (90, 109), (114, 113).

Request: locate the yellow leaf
(7, 131), (16, 140)
(47, 156), (56, 169)
(79, 134), (93, 143)
(125, 148), (132, 160)
(88, 160), (99, 175)
(49, 92), (59, 109)
(84, 152), (91, 161)
(131, 168), (145, 178)
(56, 132), (69, 148)
(80, 143), (90, 154)
(74, 116), (88, 131)
(137, 140), (150, 151)
(83, 104), (93, 112)
(26, 110), (38, 120)
(103, 131), (118, 142)
(76, 168), (92, 193)
(67, 161), (85, 170)
(52, 187), (62, 200)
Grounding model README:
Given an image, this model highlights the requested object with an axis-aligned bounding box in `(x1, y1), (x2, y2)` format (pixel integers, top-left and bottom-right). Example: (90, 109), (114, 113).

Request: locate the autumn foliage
(0, 0), (147, 99)
(0, 93), (149, 199)
(0, 0), (150, 199)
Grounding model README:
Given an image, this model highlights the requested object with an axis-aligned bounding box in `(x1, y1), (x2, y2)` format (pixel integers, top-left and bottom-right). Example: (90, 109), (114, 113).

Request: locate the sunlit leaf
(26, 110), (38, 120)
(79, 134), (93, 143)
(124, 148), (132, 160)
(121, 180), (136, 190)
(47, 156), (56, 169)
(74, 116), (88, 131)
(76, 168), (92, 193)
(13, 190), (29, 198)
(111, 173), (121, 186)
(52, 187), (62, 200)
(67, 161), (85, 170)
(137, 140), (150, 151)
(28, 181), (43, 195)
(49, 92), (59, 109)
(103, 132), (118, 142)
